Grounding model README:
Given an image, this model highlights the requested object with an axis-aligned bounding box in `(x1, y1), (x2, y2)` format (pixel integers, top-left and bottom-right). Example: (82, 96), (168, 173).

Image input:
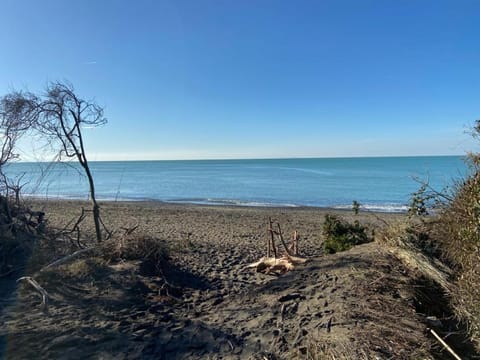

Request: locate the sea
(3, 156), (468, 213)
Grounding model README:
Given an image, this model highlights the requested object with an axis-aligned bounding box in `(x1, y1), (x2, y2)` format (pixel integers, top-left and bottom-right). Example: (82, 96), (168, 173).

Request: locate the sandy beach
(0, 200), (466, 358)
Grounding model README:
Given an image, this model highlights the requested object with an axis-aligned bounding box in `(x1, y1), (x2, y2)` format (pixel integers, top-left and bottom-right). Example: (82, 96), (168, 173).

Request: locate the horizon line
(17, 153), (466, 163)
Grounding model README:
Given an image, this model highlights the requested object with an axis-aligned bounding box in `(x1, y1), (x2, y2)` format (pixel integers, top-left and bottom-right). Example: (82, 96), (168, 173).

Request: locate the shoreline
(23, 198), (407, 247)
(22, 196), (409, 214)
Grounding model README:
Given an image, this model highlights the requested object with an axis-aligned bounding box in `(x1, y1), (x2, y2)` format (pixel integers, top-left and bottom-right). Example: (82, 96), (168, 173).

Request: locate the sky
(1, 0), (479, 161)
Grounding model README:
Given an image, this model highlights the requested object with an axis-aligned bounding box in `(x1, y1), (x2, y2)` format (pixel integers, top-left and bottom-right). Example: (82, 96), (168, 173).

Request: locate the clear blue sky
(1, 0), (479, 160)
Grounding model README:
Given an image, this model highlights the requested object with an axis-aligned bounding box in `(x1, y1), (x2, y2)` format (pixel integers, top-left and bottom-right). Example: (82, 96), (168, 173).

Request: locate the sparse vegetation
(352, 200), (360, 215)
(322, 214), (372, 254)
(408, 183), (430, 216)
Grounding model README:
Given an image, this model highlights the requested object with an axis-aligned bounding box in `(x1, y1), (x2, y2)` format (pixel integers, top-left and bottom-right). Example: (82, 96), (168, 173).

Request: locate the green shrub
(408, 183), (430, 216)
(352, 200), (360, 215)
(322, 214), (371, 254)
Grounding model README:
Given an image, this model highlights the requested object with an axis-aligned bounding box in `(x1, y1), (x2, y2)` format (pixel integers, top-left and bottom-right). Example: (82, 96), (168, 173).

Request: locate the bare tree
(35, 82), (107, 242)
(1, 83), (107, 241)
(0, 91), (38, 217)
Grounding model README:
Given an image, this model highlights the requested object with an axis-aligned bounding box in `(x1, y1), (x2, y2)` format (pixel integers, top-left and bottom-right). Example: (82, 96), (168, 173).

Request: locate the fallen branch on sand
(247, 218), (307, 273)
(246, 255), (307, 273)
(17, 276), (49, 311)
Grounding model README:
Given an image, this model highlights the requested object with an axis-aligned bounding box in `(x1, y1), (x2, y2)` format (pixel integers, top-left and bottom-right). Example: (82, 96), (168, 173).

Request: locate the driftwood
(247, 257), (294, 273)
(249, 219), (307, 273)
(267, 218), (277, 258)
(17, 276), (49, 311)
(276, 222), (293, 257)
(289, 230), (300, 256)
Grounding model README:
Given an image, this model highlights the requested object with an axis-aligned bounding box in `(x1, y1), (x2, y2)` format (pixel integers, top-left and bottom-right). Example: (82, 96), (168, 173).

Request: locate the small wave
(277, 167), (333, 176)
(166, 198), (300, 208)
(21, 193), (153, 202)
(333, 203), (409, 213)
(22, 193), (89, 201)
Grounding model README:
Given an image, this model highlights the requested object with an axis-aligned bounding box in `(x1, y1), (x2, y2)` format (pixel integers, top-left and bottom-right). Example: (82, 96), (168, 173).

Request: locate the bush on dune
(431, 159), (480, 349)
(322, 214), (372, 254)
(403, 121), (480, 350)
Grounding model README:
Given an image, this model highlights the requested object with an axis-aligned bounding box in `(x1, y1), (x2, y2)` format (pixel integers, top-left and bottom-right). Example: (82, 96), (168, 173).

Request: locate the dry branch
(120, 220), (139, 237)
(17, 276), (48, 311)
(267, 217), (277, 258)
(276, 223), (294, 257)
(289, 230), (299, 256)
(40, 247), (95, 272)
(99, 214), (113, 240)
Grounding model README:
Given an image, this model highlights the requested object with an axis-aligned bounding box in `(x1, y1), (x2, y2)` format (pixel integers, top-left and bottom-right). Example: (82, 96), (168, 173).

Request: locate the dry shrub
(301, 340), (372, 360)
(378, 219), (452, 293)
(0, 199), (46, 275)
(101, 235), (169, 276)
(432, 169), (480, 348)
(301, 297), (433, 359)
(0, 233), (33, 275)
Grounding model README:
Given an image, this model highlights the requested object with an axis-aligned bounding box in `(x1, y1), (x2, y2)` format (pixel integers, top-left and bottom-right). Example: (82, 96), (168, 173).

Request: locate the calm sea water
(4, 156), (468, 212)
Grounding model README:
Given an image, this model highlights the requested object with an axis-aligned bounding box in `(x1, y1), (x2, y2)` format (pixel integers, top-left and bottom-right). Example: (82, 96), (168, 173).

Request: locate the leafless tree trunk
(1, 82), (107, 242)
(36, 82), (107, 242)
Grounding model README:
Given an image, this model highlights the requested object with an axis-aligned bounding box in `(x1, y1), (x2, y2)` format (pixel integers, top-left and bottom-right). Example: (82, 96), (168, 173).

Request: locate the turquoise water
(4, 156), (467, 212)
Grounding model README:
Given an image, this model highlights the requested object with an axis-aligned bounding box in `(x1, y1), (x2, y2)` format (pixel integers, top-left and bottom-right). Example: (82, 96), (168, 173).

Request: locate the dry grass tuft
(301, 340), (372, 360)
(378, 219), (452, 292)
